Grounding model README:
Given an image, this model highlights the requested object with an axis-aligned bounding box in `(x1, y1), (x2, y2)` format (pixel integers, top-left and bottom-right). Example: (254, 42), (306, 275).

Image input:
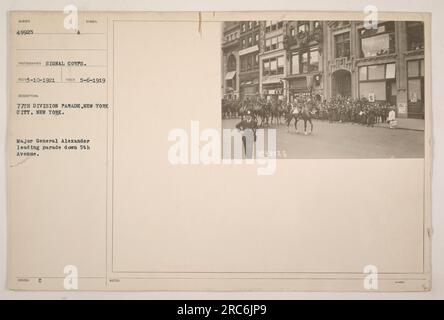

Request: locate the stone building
(238, 21), (261, 98)
(283, 20), (325, 102)
(221, 22), (240, 99)
(221, 20), (425, 118)
(323, 21), (425, 119)
(258, 21), (287, 102)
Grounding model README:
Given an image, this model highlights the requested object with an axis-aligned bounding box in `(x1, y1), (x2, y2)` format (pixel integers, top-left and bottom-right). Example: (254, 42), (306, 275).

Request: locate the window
(408, 60), (424, 87)
(263, 56), (285, 76)
(368, 65), (385, 80)
(359, 63), (395, 81)
(335, 32), (350, 58)
(265, 35), (284, 52)
(358, 62), (398, 102)
(360, 22), (395, 57)
(277, 56), (285, 74)
(277, 35), (283, 47)
(309, 49), (319, 72)
(301, 52), (308, 73)
(291, 48), (319, 74)
(271, 21), (278, 31)
(271, 37), (277, 50)
(407, 22), (424, 51)
(265, 39), (271, 51)
(263, 59), (270, 75)
(241, 23), (246, 32)
(242, 39), (246, 48)
(248, 36), (252, 45)
(265, 21), (284, 33)
(359, 82), (386, 100)
(406, 59), (424, 117)
(385, 63), (396, 79)
(241, 57), (246, 71)
(408, 79), (422, 102)
(290, 27), (296, 37)
(227, 55), (236, 72)
(270, 59), (277, 75)
(241, 53), (259, 72)
(359, 66), (367, 81)
(255, 34), (259, 43)
(248, 21), (252, 29)
(291, 53), (299, 74)
(314, 21), (321, 29)
(298, 21), (309, 34)
(407, 60), (420, 77)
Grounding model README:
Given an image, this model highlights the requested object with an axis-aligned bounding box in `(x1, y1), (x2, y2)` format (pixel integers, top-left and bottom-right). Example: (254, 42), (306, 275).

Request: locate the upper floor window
(309, 48), (319, 72)
(265, 35), (284, 52)
(360, 22), (395, 57)
(227, 55), (236, 72)
(241, 52), (259, 72)
(407, 22), (424, 51)
(297, 21), (309, 34)
(335, 32), (350, 58)
(262, 56), (285, 76)
(265, 21), (284, 33)
(291, 48), (319, 74)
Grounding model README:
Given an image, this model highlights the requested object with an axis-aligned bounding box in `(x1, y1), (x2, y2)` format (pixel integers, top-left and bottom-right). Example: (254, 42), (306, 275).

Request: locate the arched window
(227, 54), (236, 72)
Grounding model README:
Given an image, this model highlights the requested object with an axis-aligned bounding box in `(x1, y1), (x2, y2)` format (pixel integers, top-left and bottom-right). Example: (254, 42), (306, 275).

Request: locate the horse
(254, 100), (270, 127)
(285, 103), (300, 132)
(297, 105), (314, 135)
(286, 102), (314, 135)
(270, 100), (284, 125)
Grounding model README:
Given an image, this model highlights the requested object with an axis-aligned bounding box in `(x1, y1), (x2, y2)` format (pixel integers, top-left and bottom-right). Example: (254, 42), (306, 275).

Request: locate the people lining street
(223, 95), (396, 129)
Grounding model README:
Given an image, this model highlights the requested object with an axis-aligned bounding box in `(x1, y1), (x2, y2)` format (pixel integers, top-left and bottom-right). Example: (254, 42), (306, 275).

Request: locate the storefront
(357, 62), (396, 104)
(240, 79), (259, 98)
(261, 79), (284, 101)
(406, 59), (425, 119)
(286, 75), (321, 101)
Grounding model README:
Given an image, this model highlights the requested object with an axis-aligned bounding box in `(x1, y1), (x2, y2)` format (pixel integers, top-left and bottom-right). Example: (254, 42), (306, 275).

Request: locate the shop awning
(262, 78), (282, 86)
(225, 71), (236, 80)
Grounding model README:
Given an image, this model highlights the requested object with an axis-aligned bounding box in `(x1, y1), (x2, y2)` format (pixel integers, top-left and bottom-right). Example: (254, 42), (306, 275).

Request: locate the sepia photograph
(2, 0), (441, 301)
(221, 20), (425, 158)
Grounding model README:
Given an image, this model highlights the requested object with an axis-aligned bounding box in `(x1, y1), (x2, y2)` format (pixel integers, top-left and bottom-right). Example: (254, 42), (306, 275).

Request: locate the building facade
(222, 22), (240, 99)
(259, 21), (286, 102)
(324, 20), (425, 119)
(238, 21), (261, 99)
(221, 20), (425, 118)
(283, 20), (324, 102)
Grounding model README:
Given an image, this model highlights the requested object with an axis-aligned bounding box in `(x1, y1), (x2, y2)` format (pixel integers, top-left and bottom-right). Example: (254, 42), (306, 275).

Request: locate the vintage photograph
(221, 20), (425, 158)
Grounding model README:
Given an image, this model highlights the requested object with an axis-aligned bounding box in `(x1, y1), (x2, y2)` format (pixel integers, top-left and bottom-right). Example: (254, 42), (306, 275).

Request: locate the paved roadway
(222, 118), (424, 159)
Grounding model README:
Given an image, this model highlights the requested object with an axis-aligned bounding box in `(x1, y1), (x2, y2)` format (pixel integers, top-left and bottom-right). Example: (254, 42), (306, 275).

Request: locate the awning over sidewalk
(225, 71), (236, 80)
(262, 78), (282, 85)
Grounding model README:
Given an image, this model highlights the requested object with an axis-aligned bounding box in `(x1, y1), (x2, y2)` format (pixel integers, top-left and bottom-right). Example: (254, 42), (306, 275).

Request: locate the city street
(222, 118), (424, 159)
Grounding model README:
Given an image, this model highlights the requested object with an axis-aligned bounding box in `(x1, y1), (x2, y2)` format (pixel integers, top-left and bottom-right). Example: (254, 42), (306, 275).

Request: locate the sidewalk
(374, 118), (425, 131)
